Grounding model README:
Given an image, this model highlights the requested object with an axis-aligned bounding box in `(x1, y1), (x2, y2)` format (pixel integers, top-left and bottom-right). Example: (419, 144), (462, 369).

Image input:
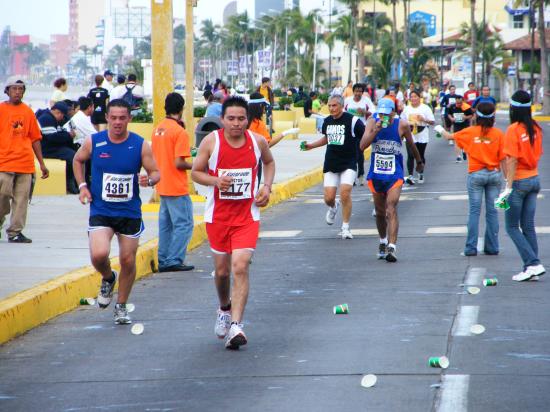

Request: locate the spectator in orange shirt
(151, 92), (194, 272)
(437, 102), (505, 256)
(501, 90), (545, 281)
(247, 92), (297, 148)
(0, 79), (49, 243)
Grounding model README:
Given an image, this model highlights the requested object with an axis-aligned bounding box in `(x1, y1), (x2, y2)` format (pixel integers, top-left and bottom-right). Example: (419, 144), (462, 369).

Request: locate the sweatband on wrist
(78, 182), (87, 190)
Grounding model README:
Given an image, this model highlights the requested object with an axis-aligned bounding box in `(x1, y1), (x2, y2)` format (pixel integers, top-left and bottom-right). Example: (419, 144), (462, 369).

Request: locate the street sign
(409, 11), (436, 37)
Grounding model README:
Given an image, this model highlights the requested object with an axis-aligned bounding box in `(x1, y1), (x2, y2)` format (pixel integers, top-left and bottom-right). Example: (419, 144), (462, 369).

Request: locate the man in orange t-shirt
(0, 79), (49, 243)
(151, 92), (194, 272)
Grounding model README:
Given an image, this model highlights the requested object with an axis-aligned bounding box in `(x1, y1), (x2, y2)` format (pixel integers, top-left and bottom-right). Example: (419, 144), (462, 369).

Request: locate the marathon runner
(440, 84), (459, 146)
(302, 94), (365, 239)
(447, 95), (474, 163)
(73, 99), (160, 324)
(191, 96), (275, 350)
(360, 98), (424, 262)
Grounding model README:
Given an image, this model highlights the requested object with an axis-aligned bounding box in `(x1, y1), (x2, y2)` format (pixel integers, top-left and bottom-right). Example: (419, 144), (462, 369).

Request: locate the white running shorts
(323, 169), (357, 187)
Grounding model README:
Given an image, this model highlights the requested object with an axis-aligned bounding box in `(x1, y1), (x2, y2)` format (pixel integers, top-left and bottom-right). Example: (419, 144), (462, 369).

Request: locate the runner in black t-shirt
(447, 95), (474, 163)
(301, 95), (365, 239)
(303, 91), (315, 118)
(87, 74), (110, 131)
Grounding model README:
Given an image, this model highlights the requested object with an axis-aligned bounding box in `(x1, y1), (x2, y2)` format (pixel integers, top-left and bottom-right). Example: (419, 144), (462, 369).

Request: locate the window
(513, 14), (525, 29)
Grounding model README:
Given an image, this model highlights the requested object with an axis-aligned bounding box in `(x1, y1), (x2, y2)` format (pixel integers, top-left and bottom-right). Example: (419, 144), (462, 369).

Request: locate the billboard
(409, 11), (436, 37)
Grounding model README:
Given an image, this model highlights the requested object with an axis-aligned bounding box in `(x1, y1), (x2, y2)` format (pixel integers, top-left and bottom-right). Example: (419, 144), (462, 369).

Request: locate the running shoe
(325, 201), (339, 225)
(372, 208), (377, 218)
(455, 156), (462, 163)
(417, 174), (424, 184)
(114, 303), (131, 324)
(377, 243), (387, 259)
(340, 227), (353, 239)
(526, 264), (546, 277)
(385, 246), (397, 262)
(405, 175), (415, 185)
(97, 271), (117, 309)
(215, 308), (232, 339)
(225, 323), (247, 350)
(448, 139), (454, 146)
(8, 232), (32, 243)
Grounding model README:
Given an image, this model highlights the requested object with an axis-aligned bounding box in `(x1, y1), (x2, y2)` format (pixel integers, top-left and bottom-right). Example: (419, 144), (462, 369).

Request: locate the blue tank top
(90, 131), (144, 218)
(367, 117), (404, 181)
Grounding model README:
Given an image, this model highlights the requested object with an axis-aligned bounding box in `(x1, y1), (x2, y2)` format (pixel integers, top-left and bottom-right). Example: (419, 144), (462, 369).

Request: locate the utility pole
(440, 0), (445, 87)
(185, 0), (195, 141)
(150, 0), (174, 125)
(481, 0), (486, 86)
(312, 16), (319, 90)
(529, 0), (535, 98)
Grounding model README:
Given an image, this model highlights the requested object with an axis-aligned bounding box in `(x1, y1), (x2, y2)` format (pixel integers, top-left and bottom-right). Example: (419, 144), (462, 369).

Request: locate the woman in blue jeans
(499, 90), (545, 281)
(436, 102), (505, 255)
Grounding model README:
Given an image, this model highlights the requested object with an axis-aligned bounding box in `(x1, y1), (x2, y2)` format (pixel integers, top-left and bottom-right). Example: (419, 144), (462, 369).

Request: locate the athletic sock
(380, 237), (388, 244)
(388, 243), (396, 250)
(342, 222), (349, 230)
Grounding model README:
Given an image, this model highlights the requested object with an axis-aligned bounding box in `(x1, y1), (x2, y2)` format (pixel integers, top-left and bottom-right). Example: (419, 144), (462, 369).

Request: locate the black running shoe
(377, 243), (387, 259)
(385, 246), (397, 262)
(98, 271), (117, 308)
(8, 233), (32, 243)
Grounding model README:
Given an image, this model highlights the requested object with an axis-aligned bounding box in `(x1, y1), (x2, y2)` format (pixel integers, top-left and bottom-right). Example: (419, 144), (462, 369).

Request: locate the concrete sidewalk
(0, 137), (325, 343)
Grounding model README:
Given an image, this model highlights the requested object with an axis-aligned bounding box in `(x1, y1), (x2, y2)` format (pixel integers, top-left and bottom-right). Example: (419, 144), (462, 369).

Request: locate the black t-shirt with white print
(321, 112), (365, 173)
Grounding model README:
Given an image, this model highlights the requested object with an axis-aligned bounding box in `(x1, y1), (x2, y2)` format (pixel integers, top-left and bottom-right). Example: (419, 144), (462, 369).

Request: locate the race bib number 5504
(218, 168), (253, 200)
(102, 173), (134, 202)
(374, 153), (396, 175)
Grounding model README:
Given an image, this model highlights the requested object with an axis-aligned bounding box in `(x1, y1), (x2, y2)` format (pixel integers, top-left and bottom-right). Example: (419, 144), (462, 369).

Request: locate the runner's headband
(476, 110), (495, 118)
(510, 99), (531, 107)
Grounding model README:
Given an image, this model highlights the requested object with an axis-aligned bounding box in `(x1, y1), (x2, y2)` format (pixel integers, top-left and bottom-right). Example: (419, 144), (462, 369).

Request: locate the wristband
(148, 178), (154, 187)
(78, 182), (87, 190)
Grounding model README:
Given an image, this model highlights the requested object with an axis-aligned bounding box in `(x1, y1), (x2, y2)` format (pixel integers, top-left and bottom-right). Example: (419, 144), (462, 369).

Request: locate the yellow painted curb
(533, 116), (550, 122)
(0, 167), (323, 345)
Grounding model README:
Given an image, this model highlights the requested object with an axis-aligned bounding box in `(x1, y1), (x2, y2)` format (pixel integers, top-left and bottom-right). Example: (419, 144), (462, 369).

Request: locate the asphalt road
(1, 115), (549, 412)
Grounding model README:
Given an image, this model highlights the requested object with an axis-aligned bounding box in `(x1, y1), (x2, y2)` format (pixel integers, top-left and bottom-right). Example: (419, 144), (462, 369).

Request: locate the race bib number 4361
(102, 173), (134, 202)
(374, 153), (396, 175)
(218, 168), (253, 200)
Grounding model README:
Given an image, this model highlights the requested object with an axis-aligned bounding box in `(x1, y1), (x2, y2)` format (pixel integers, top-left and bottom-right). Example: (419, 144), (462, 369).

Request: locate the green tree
(339, 0), (364, 81)
(331, 14), (353, 83)
(0, 27), (12, 76)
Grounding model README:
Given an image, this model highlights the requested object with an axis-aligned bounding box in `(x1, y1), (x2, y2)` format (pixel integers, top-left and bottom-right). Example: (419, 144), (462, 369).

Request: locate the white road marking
(426, 226), (467, 234)
(536, 226), (550, 234)
(537, 194), (545, 199)
(439, 194), (469, 201)
(477, 237), (485, 253)
(304, 199), (326, 204)
(350, 229), (378, 236)
(259, 230), (302, 238)
(465, 267), (486, 285)
(452, 306), (480, 336)
(437, 375), (470, 412)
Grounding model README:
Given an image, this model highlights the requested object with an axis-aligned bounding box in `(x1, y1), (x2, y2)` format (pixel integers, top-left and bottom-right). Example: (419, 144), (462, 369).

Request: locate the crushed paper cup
(467, 286), (480, 295)
(428, 356), (449, 369)
(333, 304), (349, 314)
(470, 324), (486, 335)
(483, 278), (498, 286)
(126, 303), (135, 313)
(79, 297), (95, 305)
(131, 323), (144, 335)
(361, 374), (377, 388)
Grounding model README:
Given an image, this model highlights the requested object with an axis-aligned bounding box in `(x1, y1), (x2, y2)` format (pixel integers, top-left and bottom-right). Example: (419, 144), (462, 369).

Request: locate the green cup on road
(79, 297), (95, 305)
(483, 278), (498, 286)
(300, 141), (307, 151)
(495, 198), (510, 211)
(429, 356), (449, 369)
(333, 303), (349, 314)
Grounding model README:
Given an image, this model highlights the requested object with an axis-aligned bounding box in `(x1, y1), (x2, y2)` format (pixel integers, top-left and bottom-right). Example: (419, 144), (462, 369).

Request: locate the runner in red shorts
(192, 96), (275, 350)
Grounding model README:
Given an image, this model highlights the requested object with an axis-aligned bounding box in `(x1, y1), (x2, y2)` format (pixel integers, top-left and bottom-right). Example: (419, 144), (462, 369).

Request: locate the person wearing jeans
(466, 169), (501, 255)
(436, 101), (505, 256)
(151, 93), (195, 272)
(499, 90), (545, 281)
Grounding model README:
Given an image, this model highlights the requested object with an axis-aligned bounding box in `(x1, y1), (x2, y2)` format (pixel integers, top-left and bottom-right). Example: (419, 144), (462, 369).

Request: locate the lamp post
(312, 15), (319, 90)
(440, 0), (445, 88)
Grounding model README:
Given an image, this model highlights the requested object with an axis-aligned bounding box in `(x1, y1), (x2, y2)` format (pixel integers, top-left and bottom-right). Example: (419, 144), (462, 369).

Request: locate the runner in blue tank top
(73, 99), (160, 325)
(360, 98), (424, 262)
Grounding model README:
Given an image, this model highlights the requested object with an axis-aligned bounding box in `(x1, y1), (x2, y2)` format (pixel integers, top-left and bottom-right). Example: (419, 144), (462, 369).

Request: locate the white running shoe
(215, 308), (231, 339)
(225, 323), (247, 349)
(372, 208), (377, 218)
(526, 264), (546, 277)
(114, 303), (131, 324)
(512, 270), (540, 282)
(325, 201), (339, 225)
(340, 227), (353, 239)
(98, 271), (117, 309)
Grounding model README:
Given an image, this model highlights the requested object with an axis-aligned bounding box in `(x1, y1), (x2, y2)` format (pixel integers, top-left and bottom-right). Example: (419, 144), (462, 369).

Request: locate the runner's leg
(386, 184), (402, 245)
(340, 184), (353, 224)
(372, 193), (387, 239)
(116, 234), (140, 303)
(89, 228), (115, 280)
(324, 186), (337, 208)
(230, 248), (253, 323)
(213, 253), (232, 308)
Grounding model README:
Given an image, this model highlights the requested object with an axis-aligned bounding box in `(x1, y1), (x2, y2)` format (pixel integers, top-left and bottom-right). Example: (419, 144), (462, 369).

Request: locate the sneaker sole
(377, 254), (386, 259)
(226, 334), (247, 350)
(114, 318), (132, 325)
(385, 254), (397, 263)
(97, 297), (112, 309)
(512, 272), (542, 282)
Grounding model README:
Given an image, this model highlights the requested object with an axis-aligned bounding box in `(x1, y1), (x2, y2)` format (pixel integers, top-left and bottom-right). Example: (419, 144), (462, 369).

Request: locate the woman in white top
(400, 89), (435, 184)
(50, 77), (68, 107)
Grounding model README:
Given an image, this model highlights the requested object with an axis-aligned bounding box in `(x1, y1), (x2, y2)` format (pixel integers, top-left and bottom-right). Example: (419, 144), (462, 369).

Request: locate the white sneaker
(526, 264), (546, 277)
(340, 227), (353, 239)
(225, 323), (247, 349)
(325, 201), (339, 225)
(512, 271), (538, 282)
(418, 174), (424, 184)
(215, 308), (231, 339)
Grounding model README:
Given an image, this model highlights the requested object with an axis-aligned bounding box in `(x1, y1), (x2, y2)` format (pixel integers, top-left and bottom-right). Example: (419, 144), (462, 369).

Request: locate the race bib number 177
(218, 168), (253, 200)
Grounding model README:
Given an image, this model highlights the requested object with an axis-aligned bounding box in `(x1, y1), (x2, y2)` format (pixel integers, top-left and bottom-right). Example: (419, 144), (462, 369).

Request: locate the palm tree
(535, 0), (550, 113)
(470, 0), (477, 83)
(199, 19), (220, 79)
(339, 0), (364, 81)
(331, 14), (353, 82)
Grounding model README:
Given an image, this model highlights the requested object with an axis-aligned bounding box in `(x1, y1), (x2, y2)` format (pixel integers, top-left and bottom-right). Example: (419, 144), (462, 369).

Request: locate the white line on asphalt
(477, 237), (485, 253)
(426, 226), (467, 234)
(304, 199), (326, 204)
(452, 306), (480, 337)
(536, 226), (550, 233)
(259, 230), (302, 238)
(350, 229), (379, 236)
(437, 375), (470, 412)
(439, 195), (469, 201)
(465, 267), (486, 285)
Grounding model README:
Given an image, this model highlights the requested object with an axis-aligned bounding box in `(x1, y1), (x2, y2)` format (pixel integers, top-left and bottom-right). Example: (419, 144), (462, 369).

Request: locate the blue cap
(51, 101), (68, 116)
(377, 98), (395, 115)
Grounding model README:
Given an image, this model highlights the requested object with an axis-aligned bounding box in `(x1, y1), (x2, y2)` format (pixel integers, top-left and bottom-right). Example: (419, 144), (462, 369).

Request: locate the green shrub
(318, 93), (329, 104)
(275, 96), (293, 110)
(194, 106), (206, 117)
(131, 102), (153, 123)
(273, 88), (283, 97)
(293, 100), (304, 107)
